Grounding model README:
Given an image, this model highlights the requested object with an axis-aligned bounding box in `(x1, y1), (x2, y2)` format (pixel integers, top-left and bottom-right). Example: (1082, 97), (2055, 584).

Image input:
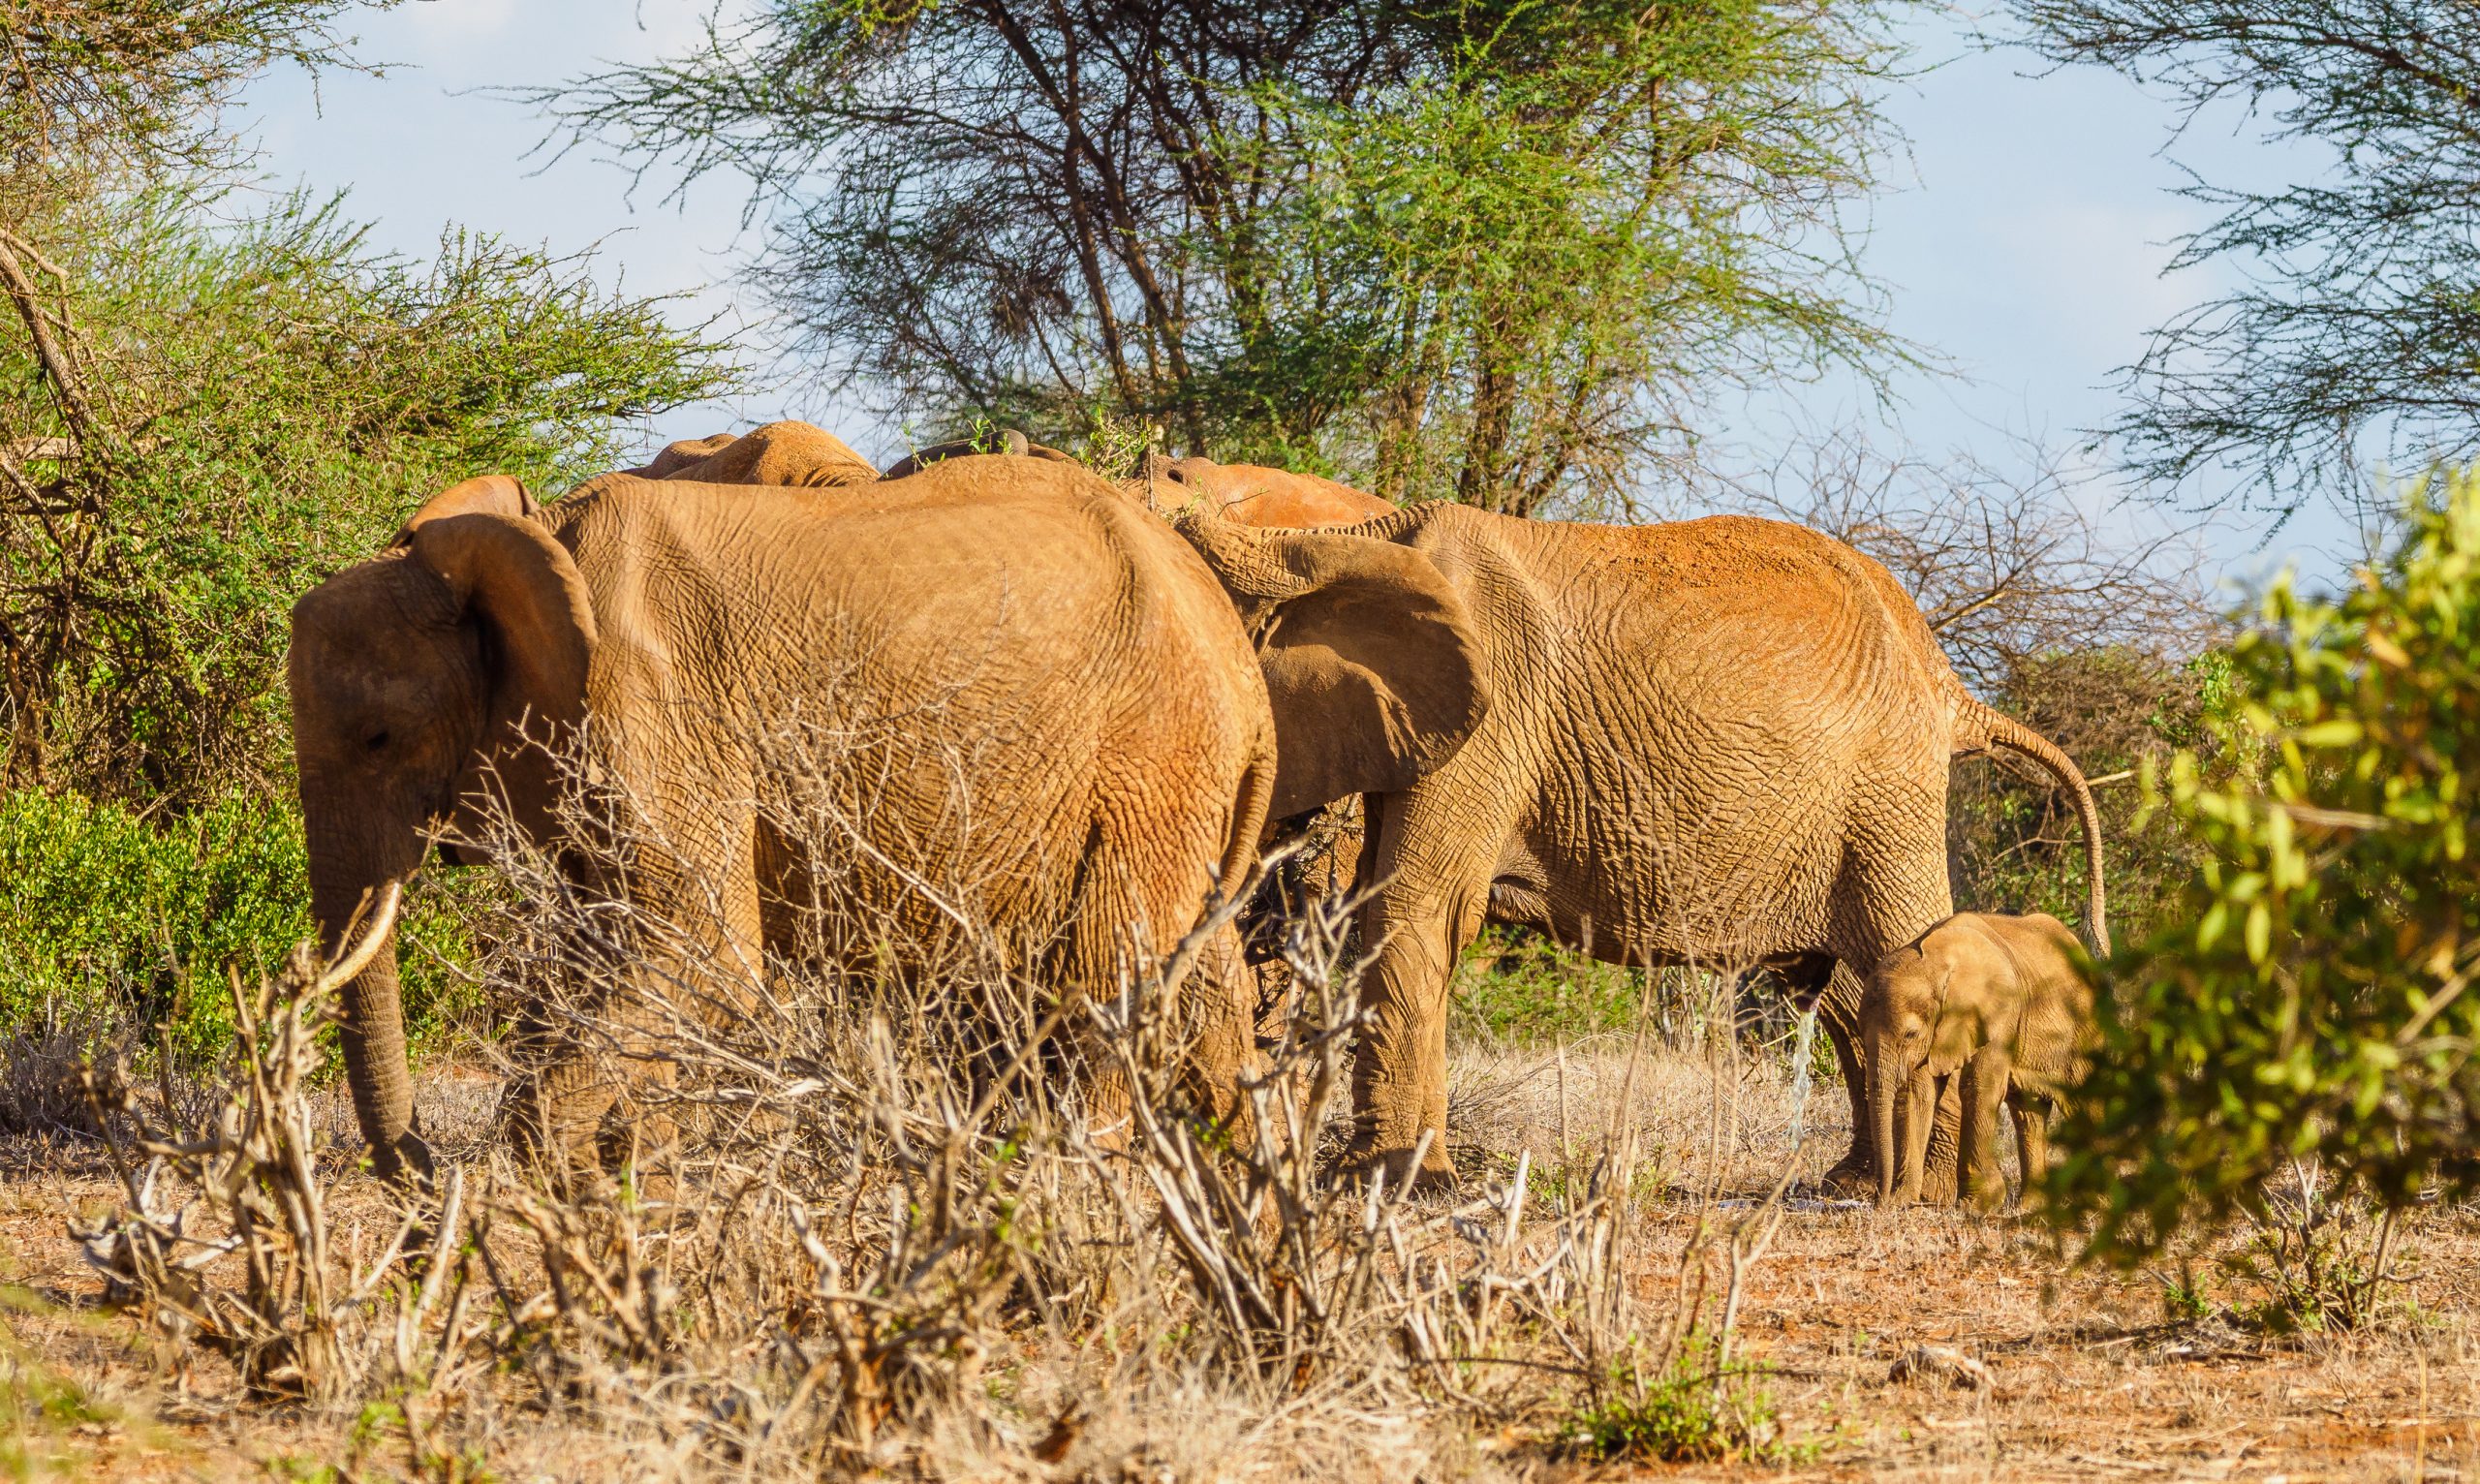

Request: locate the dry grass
(0, 1016), (2466, 1481)
(0, 736), (2464, 1482)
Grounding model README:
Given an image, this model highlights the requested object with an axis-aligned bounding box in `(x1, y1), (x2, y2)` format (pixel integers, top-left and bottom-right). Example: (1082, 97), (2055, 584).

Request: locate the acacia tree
(0, 2), (734, 801)
(549, 0), (1903, 511)
(2010, 0), (2480, 514)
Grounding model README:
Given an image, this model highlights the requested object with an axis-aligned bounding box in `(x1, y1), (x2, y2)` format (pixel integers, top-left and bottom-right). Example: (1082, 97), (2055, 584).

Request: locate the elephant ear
(406, 511), (597, 746)
(1181, 514), (1488, 817)
(391, 474), (533, 544)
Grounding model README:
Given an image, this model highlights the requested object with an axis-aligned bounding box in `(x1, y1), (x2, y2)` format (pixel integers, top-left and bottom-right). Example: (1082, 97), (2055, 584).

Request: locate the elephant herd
(288, 420), (2110, 1208)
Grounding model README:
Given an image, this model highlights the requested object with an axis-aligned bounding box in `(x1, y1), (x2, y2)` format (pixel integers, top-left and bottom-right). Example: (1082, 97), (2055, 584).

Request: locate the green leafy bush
(1559, 1333), (1810, 1464)
(1449, 926), (1646, 1045)
(0, 790), (484, 1067)
(548, 0), (1903, 513)
(0, 188), (735, 804)
(2044, 470), (2480, 1258)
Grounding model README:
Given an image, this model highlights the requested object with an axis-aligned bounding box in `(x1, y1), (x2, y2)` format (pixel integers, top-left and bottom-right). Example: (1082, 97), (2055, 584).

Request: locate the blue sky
(237, 0), (2351, 585)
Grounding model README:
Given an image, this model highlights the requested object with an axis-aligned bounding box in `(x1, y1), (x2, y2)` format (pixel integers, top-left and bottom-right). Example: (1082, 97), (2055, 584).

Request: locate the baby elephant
(1862, 912), (2098, 1209)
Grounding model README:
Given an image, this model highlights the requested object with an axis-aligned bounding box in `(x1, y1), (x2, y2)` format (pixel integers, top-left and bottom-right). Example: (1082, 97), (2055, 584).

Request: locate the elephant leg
(501, 804), (766, 1190)
(1823, 840), (1959, 1197)
(1054, 799), (1251, 1148)
(1913, 1077), (1964, 1206)
(1808, 961), (1870, 1190)
(1350, 889), (1484, 1187)
(1348, 796), (1489, 1189)
(1958, 1047), (2010, 1211)
(1184, 921), (1273, 1153)
(2013, 1090), (2051, 1194)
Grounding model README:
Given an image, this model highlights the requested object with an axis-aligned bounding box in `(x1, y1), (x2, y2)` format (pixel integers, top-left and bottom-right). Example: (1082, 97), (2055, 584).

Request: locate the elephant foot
(1915, 1163), (1960, 1207)
(366, 1127), (438, 1191)
(1335, 1136), (1459, 1197)
(1814, 1152), (1876, 1198)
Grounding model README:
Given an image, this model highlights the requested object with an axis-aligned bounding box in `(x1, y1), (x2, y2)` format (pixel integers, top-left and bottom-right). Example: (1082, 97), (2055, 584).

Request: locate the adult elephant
(287, 455), (1486, 1178)
(1207, 501), (2111, 1189)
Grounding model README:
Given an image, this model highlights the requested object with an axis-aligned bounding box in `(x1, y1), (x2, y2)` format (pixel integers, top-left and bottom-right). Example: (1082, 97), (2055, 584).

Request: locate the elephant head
(630, 421), (879, 487)
(1139, 453), (1395, 529)
(288, 475), (597, 1177)
(1861, 927), (2011, 1205)
(627, 432), (739, 479)
(1862, 945), (1938, 1207)
(1175, 512), (1488, 819)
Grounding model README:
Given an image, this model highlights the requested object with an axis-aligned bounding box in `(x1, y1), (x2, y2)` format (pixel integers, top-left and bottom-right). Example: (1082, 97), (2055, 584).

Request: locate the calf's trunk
(1871, 1045), (1904, 1206)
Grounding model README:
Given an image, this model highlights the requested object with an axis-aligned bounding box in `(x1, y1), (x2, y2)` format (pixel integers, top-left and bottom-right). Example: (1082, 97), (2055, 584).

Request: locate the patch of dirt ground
(0, 1050), (2468, 1481)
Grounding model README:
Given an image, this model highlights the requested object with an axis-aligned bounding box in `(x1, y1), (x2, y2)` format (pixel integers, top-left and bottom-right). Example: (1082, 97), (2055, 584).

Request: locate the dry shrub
(63, 711), (1832, 1479)
(71, 885), (481, 1406)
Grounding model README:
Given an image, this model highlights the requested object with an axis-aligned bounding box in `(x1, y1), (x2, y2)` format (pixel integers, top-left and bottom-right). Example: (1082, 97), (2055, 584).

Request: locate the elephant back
(881, 429), (1079, 481)
(631, 420), (879, 488)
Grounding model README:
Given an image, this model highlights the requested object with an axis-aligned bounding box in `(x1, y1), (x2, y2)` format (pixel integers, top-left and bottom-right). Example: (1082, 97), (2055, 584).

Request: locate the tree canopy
(0, 2), (736, 802)
(2011, 0), (2480, 514)
(549, 0), (1905, 511)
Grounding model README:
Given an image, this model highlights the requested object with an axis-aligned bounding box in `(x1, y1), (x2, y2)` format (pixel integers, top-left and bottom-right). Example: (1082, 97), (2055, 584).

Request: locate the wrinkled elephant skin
(1318, 504), (2110, 1190)
(288, 455), (1487, 1179)
(1862, 911), (2099, 1208)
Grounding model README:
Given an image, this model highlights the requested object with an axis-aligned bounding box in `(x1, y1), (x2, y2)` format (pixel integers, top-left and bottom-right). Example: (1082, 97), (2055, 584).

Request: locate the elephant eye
(365, 729), (391, 752)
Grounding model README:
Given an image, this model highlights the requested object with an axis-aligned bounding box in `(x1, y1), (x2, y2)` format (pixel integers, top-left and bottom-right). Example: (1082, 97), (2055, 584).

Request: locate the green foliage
(2155, 1266), (2216, 1321)
(0, 187), (735, 800)
(1447, 929), (1833, 1087)
(1449, 927), (1645, 1045)
(548, 0), (1901, 510)
(2220, 1186), (2408, 1335)
(0, 1), (368, 190)
(0, 1312), (122, 1478)
(2152, 1185), (2411, 1335)
(1247, 0), (1903, 510)
(2043, 471), (2480, 1259)
(0, 789), (485, 1067)
(1560, 1334), (1810, 1465)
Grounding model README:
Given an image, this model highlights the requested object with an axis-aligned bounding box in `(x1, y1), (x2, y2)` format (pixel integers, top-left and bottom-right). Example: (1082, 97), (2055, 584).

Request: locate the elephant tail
(1221, 737), (1280, 905)
(1954, 694), (2111, 957)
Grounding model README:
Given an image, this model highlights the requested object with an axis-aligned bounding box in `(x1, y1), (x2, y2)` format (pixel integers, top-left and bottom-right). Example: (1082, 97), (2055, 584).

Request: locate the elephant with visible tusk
(286, 452), (1487, 1181)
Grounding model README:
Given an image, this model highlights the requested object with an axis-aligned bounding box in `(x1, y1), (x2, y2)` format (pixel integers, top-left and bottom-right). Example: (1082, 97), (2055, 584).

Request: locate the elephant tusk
(316, 881), (404, 995)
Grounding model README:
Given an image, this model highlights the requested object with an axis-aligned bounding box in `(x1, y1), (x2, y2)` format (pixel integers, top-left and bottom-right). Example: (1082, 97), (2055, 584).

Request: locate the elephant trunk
(307, 819), (430, 1181)
(1871, 1040), (1904, 1207)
